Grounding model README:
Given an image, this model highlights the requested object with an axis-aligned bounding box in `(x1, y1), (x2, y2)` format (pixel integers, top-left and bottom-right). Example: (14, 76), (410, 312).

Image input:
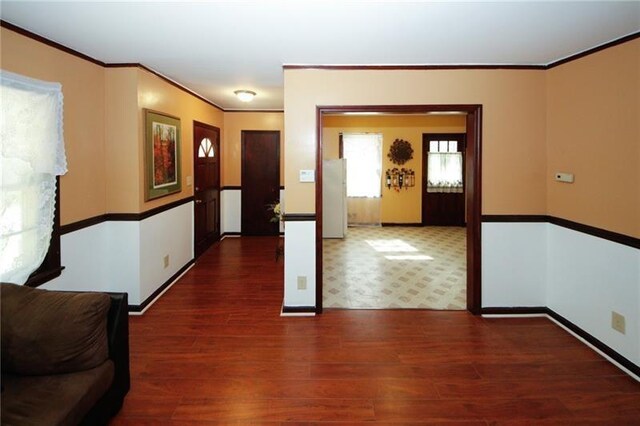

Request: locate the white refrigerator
(322, 159), (348, 238)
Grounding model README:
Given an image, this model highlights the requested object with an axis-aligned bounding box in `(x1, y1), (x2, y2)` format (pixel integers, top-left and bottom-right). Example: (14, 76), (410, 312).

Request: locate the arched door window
(198, 137), (215, 158)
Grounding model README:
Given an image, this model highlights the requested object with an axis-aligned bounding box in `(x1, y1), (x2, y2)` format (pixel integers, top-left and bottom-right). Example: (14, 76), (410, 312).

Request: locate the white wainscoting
(221, 189), (241, 234)
(139, 202), (193, 304)
(547, 224), (640, 366)
(44, 202), (194, 306)
(220, 188), (285, 235)
(482, 221), (639, 368)
(284, 220), (316, 307)
(482, 222), (547, 307)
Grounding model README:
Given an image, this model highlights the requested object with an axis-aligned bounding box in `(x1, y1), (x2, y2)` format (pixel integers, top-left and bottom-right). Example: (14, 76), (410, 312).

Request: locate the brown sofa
(1, 283), (130, 426)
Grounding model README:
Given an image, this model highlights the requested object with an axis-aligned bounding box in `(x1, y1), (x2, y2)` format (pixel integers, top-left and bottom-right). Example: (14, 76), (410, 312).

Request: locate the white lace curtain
(0, 70), (67, 284)
(427, 152), (463, 193)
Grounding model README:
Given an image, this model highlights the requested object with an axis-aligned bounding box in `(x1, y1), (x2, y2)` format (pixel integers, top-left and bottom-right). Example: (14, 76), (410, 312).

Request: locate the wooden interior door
(193, 121), (220, 257)
(422, 133), (466, 226)
(241, 131), (280, 236)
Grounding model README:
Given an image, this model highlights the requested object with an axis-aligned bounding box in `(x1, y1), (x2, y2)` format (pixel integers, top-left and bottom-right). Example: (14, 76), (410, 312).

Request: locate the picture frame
(144, 109), (181, 201)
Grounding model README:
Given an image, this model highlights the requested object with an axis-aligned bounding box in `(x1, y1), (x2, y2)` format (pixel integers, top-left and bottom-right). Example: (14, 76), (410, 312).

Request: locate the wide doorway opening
(316, 105), (482, 314)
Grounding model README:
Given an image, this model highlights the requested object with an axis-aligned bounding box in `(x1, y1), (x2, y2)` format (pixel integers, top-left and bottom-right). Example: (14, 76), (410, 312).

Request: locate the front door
(193, 121), (220, 257)
(241, 130), (280, 236)
(422, 133), (466, 226)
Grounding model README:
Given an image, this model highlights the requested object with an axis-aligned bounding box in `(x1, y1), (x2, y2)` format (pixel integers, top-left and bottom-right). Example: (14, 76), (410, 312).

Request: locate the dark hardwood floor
(111, 236), (640, 425)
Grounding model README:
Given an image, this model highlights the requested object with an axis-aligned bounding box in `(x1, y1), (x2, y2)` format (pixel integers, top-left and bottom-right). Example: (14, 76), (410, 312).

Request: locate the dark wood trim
(465, 107), (482, 315)
(285, 32), (640, 71)
(547, 31), (640, 69)
(282, 305), (316, 314)
(221, 186), (242, 191)
(0, 20), (106, 67)
(482, 215), (639, 249)
(279, 185), (285, 191)
(282, 213), (316, 222)
(25, 177), (63, 287)
(137, 196), (195, 221)
(338, 133), (344, 159)
(24, 267), (65, 288)
(482, 214), (548, 223)
(548, 216), (640, 250)
(545, 308), (640, 376)
(316, 105), (483, 316)
(128, 259), (195, 312)
(60, 214), (106, 235)
(60, 197), (194, 235)
(111, 64), (225, 112)
(381, 222), (423, 227)
(315, 107), (324, 314)
(192, 120), (220, 132)
(0, 21), (224, 112)
(284, 64), (546, 70)
(481, 306), (548, 315)
(225, 109), (285, 113)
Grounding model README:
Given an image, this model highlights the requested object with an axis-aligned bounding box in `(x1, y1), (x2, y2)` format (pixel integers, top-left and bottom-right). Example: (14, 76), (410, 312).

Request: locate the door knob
(195, 199), (203, 204)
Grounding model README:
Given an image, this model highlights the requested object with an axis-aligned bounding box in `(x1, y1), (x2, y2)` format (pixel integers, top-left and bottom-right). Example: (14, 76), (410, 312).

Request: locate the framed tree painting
(144, 109), (181, 200)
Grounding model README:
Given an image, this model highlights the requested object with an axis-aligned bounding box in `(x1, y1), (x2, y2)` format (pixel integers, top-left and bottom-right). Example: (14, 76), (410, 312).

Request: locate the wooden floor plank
(110, 236), (640, 424)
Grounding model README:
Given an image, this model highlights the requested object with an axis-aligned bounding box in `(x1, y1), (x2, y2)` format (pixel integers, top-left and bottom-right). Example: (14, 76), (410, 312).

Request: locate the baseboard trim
(481, 306), (547, 315)
(381, 222), (423, 227)
(128, 259), (195, 314)
(545, 308), (640, 378)
(221, 232), (241, 239)
(481, 306), (640, 378)
(281, 305), (316, 315)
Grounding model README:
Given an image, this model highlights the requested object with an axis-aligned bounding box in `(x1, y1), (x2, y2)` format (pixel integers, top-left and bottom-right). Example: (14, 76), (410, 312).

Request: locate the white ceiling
(2, 1), (639, 110)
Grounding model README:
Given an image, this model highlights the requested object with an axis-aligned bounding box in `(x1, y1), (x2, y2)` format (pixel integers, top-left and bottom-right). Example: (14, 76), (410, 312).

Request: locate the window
(198, 137), (215, 158)
(427, 138), (463, 193)
(0, 71), (67, 286)
(342, 133), (383, 198)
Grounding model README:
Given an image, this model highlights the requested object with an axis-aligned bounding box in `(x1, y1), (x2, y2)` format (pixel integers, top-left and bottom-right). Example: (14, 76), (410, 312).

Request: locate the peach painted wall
(223, 112), (285, 186)
(322, 114), (466, 223)
(105, 68), (139, 213)
(136, 68), (224, 212)
(1, 27), (106, 225)
(547, 39), (639, 237)
(284, 69), (548, 215)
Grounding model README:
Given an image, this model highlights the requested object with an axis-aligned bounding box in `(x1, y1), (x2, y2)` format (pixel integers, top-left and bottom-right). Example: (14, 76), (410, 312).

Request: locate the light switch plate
(299, 170), (315, 183)
(555, 172), (574, 183)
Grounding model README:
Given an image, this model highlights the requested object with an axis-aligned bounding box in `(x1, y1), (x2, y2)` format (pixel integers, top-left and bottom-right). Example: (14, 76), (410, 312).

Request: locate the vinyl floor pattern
(323, 226), (466, 310)
(110, 236), (640, 425)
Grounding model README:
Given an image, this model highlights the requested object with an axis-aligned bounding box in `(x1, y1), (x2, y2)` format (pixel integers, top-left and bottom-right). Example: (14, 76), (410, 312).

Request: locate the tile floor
(323, 226), (466, 310)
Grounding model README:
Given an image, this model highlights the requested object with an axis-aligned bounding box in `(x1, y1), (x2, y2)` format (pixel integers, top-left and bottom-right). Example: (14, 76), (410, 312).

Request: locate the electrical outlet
(611, 311), (625, 334)
(163, 255), (169, 269)
(297, 276), (307, 290)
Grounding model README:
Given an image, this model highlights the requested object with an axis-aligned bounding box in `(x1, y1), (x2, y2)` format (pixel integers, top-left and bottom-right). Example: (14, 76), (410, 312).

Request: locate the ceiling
(2, 1), (638, 110)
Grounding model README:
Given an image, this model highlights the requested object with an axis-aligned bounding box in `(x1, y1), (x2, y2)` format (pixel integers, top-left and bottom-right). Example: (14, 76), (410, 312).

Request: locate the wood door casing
(422, 133), (466, 226)
(194, 121), (220, 258)
(241, 131), (280, 236)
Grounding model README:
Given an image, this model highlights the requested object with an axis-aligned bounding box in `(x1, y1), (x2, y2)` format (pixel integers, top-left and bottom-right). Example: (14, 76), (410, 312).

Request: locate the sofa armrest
(79, 292), (130, 425)
(105, 293), (130, 397)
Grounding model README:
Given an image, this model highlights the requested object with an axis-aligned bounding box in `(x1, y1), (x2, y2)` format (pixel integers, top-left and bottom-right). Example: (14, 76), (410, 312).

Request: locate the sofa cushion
(1, 283), (111, 375)
(1, 360), (114, 426)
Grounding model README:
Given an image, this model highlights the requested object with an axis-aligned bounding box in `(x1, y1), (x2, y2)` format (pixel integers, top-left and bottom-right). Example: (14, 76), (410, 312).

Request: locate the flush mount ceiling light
(234, 90), (256, 102)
